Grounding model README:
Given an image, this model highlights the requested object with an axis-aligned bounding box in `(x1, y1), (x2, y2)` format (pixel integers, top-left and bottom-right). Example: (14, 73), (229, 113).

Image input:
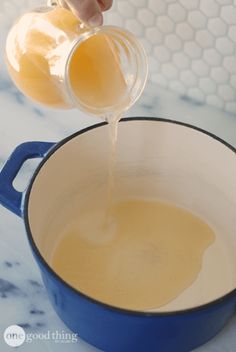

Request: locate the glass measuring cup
(5, 3), (148, 117)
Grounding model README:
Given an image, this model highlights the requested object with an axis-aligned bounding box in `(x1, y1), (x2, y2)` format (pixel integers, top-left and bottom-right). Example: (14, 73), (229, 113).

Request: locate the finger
(98, 0), (113, 11)
(66, 0), (103, 26)
(56, 0), (69, 8)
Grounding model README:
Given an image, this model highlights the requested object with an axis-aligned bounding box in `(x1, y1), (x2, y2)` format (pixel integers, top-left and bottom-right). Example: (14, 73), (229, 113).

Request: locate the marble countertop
(0, 71), (236, 351)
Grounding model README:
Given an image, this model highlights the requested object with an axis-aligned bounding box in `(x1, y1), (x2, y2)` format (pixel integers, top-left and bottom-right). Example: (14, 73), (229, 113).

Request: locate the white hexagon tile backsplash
(0, 0), (236, 114)
(105, 0), (236, 114)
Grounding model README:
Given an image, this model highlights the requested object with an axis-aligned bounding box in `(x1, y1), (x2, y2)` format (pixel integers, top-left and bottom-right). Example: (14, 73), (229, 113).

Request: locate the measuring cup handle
(0, 141), (55, 217)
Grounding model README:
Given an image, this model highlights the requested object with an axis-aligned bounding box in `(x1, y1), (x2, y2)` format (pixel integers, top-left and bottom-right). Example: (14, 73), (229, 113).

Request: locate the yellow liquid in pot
(51, 199), (215, 311)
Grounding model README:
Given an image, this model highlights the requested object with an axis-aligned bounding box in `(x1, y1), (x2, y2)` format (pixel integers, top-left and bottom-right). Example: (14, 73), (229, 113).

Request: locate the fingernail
(88, 13), (103, 27)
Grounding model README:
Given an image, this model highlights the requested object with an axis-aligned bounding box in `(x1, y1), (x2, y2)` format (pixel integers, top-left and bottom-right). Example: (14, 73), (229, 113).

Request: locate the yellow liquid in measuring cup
(6, 7), (128, 110)
(51, 199), (215, 311)
(69, 34), (128, 110)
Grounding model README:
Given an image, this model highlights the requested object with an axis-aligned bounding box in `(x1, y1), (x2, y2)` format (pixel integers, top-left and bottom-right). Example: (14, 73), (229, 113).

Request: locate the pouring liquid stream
(104, 113), (121, 228)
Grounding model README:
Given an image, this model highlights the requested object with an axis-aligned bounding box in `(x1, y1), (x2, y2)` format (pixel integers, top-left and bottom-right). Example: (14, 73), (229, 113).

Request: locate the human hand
(62, 0), (113, 26)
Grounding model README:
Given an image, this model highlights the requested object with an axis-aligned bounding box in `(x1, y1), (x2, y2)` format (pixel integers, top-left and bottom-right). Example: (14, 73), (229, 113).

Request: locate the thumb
(65, 0), (103, 26)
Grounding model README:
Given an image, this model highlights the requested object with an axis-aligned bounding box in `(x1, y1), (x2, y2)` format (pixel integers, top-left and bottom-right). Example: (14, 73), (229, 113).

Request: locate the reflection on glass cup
(5, 5), (148, 116)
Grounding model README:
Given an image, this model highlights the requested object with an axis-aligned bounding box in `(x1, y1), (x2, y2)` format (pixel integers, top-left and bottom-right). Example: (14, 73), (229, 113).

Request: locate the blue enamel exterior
(0, 141), (54, 216)
(0, 118), (235, 352)
(36, 252), (236, 352)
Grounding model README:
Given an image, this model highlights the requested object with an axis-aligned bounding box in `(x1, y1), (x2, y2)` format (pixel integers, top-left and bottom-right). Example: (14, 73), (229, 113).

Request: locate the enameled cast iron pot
(0, 117), (236, 352)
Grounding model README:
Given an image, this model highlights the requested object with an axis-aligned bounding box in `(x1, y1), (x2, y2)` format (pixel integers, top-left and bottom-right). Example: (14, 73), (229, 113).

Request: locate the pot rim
(24, 116), (236, 317)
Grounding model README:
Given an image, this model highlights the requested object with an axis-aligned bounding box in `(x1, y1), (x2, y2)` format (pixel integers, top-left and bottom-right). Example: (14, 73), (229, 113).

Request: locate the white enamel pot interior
(26, 118), (236, 312)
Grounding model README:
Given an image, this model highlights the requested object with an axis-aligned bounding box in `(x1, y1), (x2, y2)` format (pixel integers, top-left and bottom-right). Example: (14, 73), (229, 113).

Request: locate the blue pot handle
(0, 141), (55, 218)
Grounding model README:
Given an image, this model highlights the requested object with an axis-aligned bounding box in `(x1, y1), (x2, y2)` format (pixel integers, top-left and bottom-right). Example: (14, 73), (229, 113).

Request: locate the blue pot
(0, 118), (235, 352)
